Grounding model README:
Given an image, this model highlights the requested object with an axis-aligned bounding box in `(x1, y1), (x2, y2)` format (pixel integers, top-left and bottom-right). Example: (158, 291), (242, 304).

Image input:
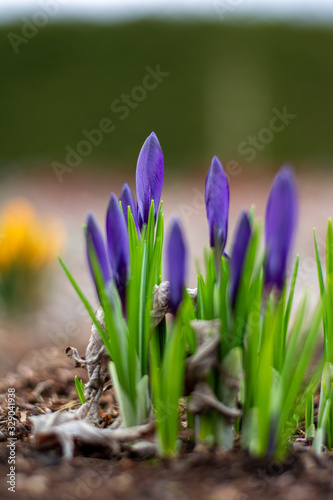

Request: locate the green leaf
(138, 241), (148, 375)
(155, 202), (164, 284)
(58, 255), (109, 350)
(326, 219), (333, 362)
(74, 375), (85, 404)
(284, 254), (299, 336)
(88, 241), (129, 389)
(305, 387), (315, 439)
(109, 361), (137, 428)
(151, 313), (186, 456)
(318, 362), (333, 426)
(314, 399), (331, 455)
(314, 228), (325, 297)
(277, 300), (322, 454)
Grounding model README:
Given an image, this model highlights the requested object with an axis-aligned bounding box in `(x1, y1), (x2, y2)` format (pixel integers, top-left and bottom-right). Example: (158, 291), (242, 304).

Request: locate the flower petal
(264, 167), (298, 291)
(166, 217), (187, 315)
(136, 132), (164, 229)
(230, 211), (251, 308)
(205, 156), (230, 252)
(86, 212), (111, 298)
(106, 193), (129, 301)
(120, 183), (139, 233)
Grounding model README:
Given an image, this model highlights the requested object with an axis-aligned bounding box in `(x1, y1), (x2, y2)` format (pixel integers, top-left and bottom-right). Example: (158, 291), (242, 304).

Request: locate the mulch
(1, 348), (333, 500)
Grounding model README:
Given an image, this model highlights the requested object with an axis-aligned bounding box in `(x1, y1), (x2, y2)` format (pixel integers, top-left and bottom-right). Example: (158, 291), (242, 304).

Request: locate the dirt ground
(0, 164), (333, 499)
(1, 347), (333, 500)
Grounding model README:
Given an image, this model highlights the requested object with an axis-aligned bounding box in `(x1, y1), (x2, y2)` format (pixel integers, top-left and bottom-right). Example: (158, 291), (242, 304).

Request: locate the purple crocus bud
(264, 167), (297, 292)
(205, 156), (230, 253)
(166, 217), (187, 315)
(86, 212), (111, 298)
(136, 132), (164, 229)
(120, 183), (139, 233)
(106, 193), (130, 307)
(229, 211), (251, 309)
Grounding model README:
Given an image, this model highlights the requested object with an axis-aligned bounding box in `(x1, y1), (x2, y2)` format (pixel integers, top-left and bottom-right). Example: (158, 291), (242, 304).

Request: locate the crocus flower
(120, 183), (139, 233)
(136, 132), (164, 229)
(166, 217), (187, 315)
(229, 211), (251, 309)
(86, 212), (111, 300)
(205, 156), (230, 254)
(264, 167), (297, 292)
(106, 193), (130, 307)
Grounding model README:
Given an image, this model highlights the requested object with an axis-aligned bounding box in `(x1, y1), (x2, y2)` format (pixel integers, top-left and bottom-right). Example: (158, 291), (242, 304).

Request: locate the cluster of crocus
(61, 132), (323, 460)
(86, 131), (188, 321)
(85, 133), (164, 309)
(74, 132), (170, 428)
(196, 157), (301, 452)
(204, 156), (298, 308)
(86, 139), (298, 335)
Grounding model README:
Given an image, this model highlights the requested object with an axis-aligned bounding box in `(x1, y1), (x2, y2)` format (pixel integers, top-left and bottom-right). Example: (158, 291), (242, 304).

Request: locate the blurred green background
(1, 20), (333, 172)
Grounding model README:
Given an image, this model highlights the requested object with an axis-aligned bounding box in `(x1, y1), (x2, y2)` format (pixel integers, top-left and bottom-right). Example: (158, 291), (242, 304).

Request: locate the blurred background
(0, 0), (332, 375)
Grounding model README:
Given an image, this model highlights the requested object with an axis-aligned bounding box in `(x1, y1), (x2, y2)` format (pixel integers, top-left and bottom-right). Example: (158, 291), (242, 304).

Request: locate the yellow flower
(0, 198), (65, 272)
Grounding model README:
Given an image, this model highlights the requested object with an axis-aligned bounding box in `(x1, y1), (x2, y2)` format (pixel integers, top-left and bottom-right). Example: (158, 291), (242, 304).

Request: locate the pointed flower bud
(120, 183), (139, 233)
(166, 217), (187, 315)
(86, 212), (111, 299)
(205, 156), (230, 253)
(229, 211), (251, 309)
(136, 132), (164, 229)
(106, 194), (130, 305)
(264, 167), (297, 292)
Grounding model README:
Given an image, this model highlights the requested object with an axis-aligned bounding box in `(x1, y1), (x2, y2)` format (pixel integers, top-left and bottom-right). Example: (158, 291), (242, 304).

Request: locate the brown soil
(1, 348), (333, 500)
